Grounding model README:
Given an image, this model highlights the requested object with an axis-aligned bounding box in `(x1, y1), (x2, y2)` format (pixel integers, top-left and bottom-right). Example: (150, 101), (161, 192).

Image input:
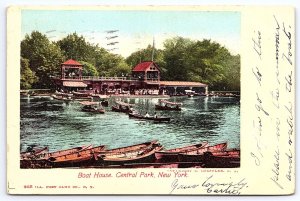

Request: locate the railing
(145, 78), (159, 82)
(82, 76), (129, 81)
(52, 76), (160, 82)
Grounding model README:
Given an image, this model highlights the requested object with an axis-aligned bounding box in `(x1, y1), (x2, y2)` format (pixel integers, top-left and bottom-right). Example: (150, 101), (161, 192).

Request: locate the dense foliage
(21, 32), (240, 91)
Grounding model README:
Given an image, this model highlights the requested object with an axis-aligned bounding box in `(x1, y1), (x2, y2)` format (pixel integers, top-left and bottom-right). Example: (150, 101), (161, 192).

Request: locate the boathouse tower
(59, 59), (87, 90)
(131, 61), (161, 88)
(61, 59), (83, 80)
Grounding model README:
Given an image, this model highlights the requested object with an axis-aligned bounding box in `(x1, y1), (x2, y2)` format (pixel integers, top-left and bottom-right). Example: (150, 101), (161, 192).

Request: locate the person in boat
(129, 106), (134, 113)
(176, 105), (179, 109)
(154, 112), (158, 118)
(144, 112), (150, 118)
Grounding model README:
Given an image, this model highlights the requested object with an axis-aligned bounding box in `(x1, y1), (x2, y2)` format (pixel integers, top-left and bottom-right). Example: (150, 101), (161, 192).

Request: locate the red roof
(62, 59), (82, 66)
(132, 61), (160, 72)
(159, 81), (207, 87)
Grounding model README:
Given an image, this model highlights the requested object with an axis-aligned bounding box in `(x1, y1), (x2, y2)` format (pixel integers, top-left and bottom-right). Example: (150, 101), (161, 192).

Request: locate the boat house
(53, 59), (208, 95)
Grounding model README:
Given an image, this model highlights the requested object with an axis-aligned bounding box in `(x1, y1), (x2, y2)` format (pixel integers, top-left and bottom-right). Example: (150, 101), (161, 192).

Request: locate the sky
(22, 10), (241, 57)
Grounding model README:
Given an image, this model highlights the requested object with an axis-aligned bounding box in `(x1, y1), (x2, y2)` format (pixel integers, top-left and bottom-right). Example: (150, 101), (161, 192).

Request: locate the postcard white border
(6, 5), (296, 196)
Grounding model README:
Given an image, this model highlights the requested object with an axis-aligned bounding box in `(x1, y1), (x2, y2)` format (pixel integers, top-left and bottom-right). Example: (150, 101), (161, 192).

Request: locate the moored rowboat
(112, 101), (135, 113)
(97, 144), (163, 166)
(128, 113), (170, 122)
(48, 145), (106, 167)
(155, 141), (208, 162)
(80, 101), (105, 113)
(155, 100), (183, 111)
(112, 105), (131, 113)
(34, 145), (93, 160)
(20, 146), (49, 159)
(200, 149), (240, 168)
(95, 140), (161, 166)
(98, 140), (159, 154)
(178, 142), (228, 162)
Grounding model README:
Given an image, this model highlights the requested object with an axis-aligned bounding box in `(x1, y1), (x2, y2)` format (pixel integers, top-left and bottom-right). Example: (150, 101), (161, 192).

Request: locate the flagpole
(151, 36), (155, 61)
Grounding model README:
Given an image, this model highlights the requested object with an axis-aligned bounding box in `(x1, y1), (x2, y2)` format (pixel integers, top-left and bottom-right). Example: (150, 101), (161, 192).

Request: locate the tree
(57, 33), (97, 64)
(126, 44), (165, 65)
(21, 31), (64, 88)
(222, 54), (240, 91)
(162, 37), (194, 81)
(94, 48), (131, 77)
(79, 61), (99, 76)
(20, 57), (38, 89)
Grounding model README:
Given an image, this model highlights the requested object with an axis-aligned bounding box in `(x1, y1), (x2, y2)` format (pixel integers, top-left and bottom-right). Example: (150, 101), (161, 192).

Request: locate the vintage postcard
(7, 6), (295, 195)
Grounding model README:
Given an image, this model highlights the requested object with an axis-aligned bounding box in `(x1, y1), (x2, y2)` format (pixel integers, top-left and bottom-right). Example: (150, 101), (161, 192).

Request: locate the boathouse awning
(63, 81), (87, 88)
(159, 81), (207, 87)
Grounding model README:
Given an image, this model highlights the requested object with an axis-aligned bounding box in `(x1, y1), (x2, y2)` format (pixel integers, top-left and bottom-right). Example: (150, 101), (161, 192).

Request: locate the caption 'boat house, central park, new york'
(52, 59), (209, 96)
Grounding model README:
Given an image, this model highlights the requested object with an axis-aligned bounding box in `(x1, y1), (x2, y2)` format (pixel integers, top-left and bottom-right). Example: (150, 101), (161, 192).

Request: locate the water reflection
(20, 96), (240, 152)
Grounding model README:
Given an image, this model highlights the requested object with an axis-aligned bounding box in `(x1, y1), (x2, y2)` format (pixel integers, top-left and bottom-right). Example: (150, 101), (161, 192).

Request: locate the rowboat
(112, 101), (135, 113)
(48, 145), (106, 167)
(52, 94), (72, 102)
(34, 145), (93, 160)
(155, 141), (208, 162)
(95, 140), (161, 166)
(97, 145), (163, 166)
(99, 140), (159, 154)
(155, 100), (182, 111)
(128, 113), (170, 122)
(178, 142), (228, 162)
(105, 162), (180, 169)
(20, 159), (52, 169)
(21, 146), (49, 159)
(201, 149), (240, 168)
(80, 101), (105, 113)
(91, 94), (109, 107)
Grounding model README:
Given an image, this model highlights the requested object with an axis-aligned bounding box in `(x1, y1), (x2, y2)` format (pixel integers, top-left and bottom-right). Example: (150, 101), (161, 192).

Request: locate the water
(20, 96), (240, 152)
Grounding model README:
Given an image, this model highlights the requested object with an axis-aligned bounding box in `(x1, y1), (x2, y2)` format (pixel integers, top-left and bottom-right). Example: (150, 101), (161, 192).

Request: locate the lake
(20, 96), (240, 152)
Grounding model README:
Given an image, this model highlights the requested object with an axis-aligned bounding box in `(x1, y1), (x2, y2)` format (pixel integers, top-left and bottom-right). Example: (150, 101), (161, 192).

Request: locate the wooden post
(205, 86), (208, 96)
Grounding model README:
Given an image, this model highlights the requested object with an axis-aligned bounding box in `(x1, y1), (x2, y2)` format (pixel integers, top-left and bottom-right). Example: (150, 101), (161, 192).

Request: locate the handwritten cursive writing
(285, 71), (292, 93)
(252, 67), (262, 86)
(285, 102), (293, 146)
(252, 30), (262, 59)
(274, 15), (281, 85)
(275, 118), (280, 140)
(285, 149), (293, 181)
(255, 93), (269, 116)
(282, 23), (292, 65)
(202, 175), (248, 195)
(271, 89), (280, 109)
(169, 179), (199, 194)
(270, 147), (283, 189)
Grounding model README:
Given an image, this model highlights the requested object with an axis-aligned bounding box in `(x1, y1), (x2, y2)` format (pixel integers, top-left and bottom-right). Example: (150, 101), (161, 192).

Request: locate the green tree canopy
(57, 33), (97, 64)
(79, 61), (99, 76)
(21, 31), (64, 88)
(161, 37), (239, 90)
(20, 57), (38, 89)
(94, 48), (131, 77)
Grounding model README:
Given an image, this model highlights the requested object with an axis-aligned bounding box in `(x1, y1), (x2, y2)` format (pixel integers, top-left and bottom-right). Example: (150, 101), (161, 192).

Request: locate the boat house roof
(62, 59), (82, 66)
(132, 61), (160, 72)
